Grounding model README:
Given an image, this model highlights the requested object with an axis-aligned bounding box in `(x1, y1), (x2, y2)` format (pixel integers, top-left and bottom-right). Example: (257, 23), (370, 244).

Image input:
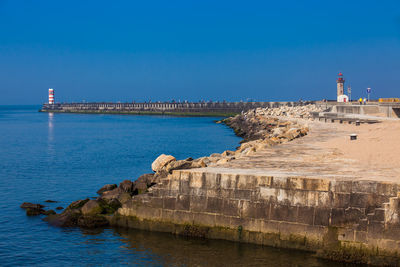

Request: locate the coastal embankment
(32, 104), (400, 266)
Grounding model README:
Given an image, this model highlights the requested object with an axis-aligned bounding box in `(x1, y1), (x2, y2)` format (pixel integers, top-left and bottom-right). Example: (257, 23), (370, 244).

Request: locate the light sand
(318, 120), (400, 177)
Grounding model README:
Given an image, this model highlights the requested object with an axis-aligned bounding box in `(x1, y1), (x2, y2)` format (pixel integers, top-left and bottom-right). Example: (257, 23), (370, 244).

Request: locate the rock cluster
(43, 174), (158, 228)
(151, 154), (176, 172)
(201, 115), (309, 165)
(251, 104), (324, 119)
(20, 202), (56, 216)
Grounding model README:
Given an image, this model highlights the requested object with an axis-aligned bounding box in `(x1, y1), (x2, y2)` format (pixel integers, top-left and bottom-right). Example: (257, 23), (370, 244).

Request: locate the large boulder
(151, 154), (176, 172)
(135, 181), (148, 192)
(117, 192), (132, 204)
(119, 180), (135, 193)
(193, 157), (210, 167)
(152, 170), (169, 184)
(221, 150), (235, 157)
(216, 158), (231, 165)
(102, 198), (121, 213)
(44, 209), (81, 227)
(100, 188), (121, 201)
(165, 160), (193, 173)
(100, 188), (131, 205)
(97, 184), (117, 195)
(136, 173), (156, 187)
(81, 200), (103, 216)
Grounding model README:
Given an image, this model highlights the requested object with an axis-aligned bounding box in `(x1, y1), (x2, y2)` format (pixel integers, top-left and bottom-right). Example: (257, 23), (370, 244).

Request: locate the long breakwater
(40, 101), (314, 116)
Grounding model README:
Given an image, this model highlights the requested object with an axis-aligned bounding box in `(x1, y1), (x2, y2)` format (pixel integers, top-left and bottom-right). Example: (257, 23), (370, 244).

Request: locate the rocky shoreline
(23, 104), (321, 229)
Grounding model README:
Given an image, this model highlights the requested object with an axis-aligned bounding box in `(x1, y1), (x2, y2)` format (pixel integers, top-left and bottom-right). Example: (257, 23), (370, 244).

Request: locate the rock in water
(77, 215), (109, 228)
(21, 202), (47, 216)
(44, 209), (81, 227)
(44, 210), (56, 215)
(96, 184), (117, 195)
(20, 202), (44, 209)
(26, 208), (46, 216)
(44, 200), (58, 203)
(151, 154), (176, 172)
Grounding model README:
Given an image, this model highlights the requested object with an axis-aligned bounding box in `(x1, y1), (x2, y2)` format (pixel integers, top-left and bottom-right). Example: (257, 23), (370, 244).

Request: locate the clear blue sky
(0, 0), (399, 104)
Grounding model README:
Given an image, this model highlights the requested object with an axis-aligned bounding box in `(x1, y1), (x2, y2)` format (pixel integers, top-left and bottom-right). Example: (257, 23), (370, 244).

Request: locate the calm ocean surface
(0, 106), (360, 267)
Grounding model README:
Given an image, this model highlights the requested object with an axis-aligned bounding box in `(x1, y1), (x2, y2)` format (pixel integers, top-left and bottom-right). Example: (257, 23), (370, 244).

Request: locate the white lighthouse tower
(48, 88), (55, 104)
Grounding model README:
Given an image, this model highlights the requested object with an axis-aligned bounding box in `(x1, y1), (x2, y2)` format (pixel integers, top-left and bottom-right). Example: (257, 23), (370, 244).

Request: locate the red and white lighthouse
(336, 73), (349, 102)
(48, 88), (55, 104)
(336, 72), (345, 97)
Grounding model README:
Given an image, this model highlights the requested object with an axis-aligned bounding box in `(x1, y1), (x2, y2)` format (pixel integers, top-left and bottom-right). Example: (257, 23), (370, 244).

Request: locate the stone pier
(111, 121), (400, 266)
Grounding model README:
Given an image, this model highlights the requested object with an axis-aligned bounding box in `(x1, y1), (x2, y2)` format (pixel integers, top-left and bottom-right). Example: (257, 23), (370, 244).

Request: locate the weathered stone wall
(112, 168), (400, 265)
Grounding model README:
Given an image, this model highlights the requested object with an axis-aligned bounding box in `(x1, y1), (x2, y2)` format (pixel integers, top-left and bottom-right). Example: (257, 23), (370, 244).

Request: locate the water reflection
(110, 227), (361, 267)
(48, 112), (55, 155)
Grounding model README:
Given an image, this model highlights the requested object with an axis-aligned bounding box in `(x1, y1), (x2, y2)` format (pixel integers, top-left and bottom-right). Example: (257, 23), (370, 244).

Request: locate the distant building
(337, 94), (349, 102)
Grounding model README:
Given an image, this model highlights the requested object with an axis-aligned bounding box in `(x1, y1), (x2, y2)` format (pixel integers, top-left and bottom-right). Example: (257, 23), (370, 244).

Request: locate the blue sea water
(0, 106), (359, 267)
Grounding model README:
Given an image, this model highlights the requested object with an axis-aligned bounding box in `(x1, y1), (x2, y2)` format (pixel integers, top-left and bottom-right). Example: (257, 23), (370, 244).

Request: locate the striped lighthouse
(48, 88), (55, 104)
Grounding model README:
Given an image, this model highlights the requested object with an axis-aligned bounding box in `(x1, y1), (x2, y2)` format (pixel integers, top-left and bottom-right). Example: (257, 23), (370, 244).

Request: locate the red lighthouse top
(337, 72), (345, 83)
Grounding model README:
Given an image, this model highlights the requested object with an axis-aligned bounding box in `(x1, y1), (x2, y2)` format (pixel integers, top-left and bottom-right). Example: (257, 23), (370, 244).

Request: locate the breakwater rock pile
(252, 103), (324, 119)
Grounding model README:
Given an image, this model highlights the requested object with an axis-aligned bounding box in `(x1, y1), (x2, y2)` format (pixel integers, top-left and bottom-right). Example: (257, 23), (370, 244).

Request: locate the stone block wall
(113, 169), (400, 265)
